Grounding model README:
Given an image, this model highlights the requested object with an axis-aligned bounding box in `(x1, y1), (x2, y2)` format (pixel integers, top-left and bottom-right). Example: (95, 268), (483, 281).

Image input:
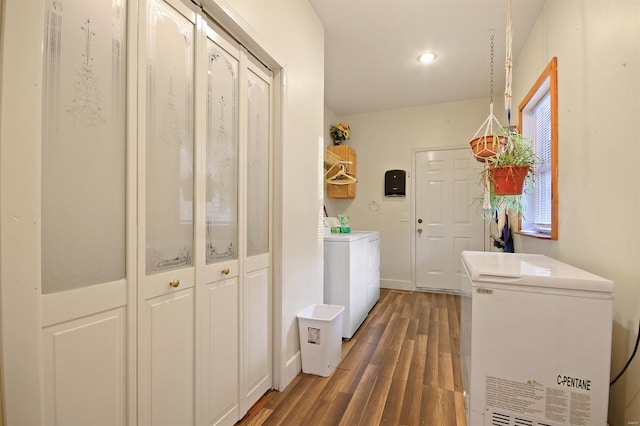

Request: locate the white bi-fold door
(38, 1), (131, 425)
(137, 1), (273, 424)
(0, 0), (273, 425)
(137, 1), (198, 424)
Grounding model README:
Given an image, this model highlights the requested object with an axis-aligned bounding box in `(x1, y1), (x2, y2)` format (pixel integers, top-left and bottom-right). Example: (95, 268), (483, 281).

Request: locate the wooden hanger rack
(324, 148), (357, 185)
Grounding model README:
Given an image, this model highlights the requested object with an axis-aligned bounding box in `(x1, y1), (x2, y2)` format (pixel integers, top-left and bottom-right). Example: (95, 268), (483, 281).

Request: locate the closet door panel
(207, 277), (239, 425)
(138, 1), (196, 425)
(144, 0), (195, 276)
(244, 268), (270, 396)
(206, 35), (239, 265)
(38, 0), (130, 424)
(42, 0), (127, 295)
(146, 289), (195, 426)
(199, 27), (242, 426)
(42, 308), (126, 426)
(245, 68), (270, 257)
(242, 61), (272, 412)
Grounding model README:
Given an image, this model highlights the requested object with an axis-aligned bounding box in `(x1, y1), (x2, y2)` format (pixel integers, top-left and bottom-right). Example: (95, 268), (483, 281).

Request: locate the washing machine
(324, 231), (368, 339)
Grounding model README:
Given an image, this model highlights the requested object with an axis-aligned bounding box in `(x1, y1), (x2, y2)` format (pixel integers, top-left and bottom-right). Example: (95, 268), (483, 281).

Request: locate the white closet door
(242, 58), (273, 413)
(137, 1), (197, 425)
(197, 24), (242, 426)
(2, 2), (277, 425)
(39, 1), (129, 425)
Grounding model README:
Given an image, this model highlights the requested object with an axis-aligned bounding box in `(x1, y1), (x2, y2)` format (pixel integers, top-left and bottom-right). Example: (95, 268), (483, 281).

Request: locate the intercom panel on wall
(384, 169), (406, 197)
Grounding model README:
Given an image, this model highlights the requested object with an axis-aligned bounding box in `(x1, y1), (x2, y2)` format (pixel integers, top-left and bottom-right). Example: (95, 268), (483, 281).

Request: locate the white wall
(217, 0), (325, 389)
(511, 1), (640, 423)
(325, 98), (499, 290)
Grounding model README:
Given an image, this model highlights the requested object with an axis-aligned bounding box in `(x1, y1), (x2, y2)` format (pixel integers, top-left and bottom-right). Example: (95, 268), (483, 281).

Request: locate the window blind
(532, 93), (552, 229)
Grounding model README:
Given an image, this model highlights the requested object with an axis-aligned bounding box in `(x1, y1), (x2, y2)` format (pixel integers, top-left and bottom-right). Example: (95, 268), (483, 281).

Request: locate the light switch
(400, 212), (409, 222)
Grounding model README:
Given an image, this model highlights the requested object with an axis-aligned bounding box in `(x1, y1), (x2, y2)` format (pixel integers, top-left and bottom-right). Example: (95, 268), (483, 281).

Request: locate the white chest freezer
(460, 251), (613, 426)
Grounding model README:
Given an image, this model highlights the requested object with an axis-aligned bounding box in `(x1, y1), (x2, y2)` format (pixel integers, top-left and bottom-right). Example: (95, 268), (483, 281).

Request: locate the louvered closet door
(39, 1), (130, 425)
(137, 1), (198, 425)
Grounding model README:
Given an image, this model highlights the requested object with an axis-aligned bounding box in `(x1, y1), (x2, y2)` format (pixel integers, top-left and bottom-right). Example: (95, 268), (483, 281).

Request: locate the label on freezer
(484, 375), (592, 425)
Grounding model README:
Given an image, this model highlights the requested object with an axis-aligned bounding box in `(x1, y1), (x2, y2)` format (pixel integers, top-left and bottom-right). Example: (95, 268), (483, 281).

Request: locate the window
(519, 57), (558, 240)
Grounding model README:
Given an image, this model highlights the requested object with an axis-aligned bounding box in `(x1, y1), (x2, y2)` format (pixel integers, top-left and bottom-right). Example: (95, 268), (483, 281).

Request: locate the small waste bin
(297, 304), (345, 377)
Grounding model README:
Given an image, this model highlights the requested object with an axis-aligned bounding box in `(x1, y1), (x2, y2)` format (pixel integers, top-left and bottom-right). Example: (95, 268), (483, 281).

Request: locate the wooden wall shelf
(325, 146), (357, 199)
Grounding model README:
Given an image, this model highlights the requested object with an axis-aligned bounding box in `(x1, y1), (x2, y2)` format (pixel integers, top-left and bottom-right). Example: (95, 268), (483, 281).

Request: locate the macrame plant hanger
(470, 31), (505, 209)
(471, 0), (515, 212)
(505, 0), (513, 128)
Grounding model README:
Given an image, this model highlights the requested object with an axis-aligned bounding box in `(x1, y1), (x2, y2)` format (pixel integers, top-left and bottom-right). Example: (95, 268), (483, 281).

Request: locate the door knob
(169, 279), (180, 288)
(417, 228), (423, 234)
(221, 267), (230, 275)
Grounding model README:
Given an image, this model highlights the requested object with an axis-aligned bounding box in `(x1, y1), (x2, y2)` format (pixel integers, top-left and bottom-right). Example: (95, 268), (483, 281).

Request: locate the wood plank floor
(237, 289), (467, 426)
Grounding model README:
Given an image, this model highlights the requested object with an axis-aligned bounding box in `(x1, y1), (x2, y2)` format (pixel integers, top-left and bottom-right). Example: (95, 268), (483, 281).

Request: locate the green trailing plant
(479, 130), (542, 219)
(486, 131), (539, 169)
(480, 188), (528, 220)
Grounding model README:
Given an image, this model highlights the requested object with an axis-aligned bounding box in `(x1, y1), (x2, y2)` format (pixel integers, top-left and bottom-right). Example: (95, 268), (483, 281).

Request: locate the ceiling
(308, 0), (546, 116)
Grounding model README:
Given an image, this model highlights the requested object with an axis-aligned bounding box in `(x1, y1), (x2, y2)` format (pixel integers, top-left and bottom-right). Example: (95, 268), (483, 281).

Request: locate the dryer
(324, 230), (379, 339)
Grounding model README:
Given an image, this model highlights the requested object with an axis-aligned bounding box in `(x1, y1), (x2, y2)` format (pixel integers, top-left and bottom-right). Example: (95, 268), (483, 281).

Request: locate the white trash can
(297, 304), (345, 377)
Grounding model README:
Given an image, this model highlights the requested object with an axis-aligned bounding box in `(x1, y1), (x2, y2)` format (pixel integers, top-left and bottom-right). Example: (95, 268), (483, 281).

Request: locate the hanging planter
(488, 165), (529, 195)
(469, 29), (507, 163)
(470, 134), (506, 162)
(479, 130), (541, 218)
(470, 0), (542, 219)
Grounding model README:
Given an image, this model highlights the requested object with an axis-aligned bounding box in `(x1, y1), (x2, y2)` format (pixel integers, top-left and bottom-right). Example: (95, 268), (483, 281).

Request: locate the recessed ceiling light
(417, 52), (437, 64)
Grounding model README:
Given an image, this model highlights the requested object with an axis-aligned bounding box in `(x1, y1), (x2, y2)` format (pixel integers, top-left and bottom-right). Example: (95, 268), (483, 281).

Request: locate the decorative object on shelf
(329, 122), (350, 145)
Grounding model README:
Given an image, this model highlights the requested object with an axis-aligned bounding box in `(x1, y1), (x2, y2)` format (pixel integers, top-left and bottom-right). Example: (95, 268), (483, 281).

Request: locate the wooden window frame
(518, 57), (558, 240)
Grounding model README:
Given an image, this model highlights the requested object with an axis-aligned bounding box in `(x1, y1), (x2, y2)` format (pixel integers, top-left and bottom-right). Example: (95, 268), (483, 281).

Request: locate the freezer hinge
(476, 287), (493, 294)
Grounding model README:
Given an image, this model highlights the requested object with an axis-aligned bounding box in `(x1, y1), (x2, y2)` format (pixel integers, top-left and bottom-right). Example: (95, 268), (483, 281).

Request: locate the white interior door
(414, 148), (485, 291)
(137, 1), (197, 425)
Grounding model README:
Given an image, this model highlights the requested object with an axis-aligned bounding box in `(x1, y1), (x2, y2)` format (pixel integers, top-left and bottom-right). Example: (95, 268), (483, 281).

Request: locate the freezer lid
(461, 251), (613, 294)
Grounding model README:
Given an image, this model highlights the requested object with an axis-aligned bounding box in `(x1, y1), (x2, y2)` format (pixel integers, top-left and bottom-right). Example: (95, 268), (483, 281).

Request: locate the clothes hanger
(326, 164), (357, 185)
(324, 162), (341, 178)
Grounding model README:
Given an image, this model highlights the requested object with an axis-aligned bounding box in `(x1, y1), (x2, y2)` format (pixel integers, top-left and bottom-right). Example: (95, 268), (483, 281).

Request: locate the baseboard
(380, 279), (413, 291)
(380, 279), (412, 291)
(279, 350), (301, 391)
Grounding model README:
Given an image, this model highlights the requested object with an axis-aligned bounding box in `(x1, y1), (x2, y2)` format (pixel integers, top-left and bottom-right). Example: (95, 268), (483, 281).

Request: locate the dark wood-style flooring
(238, 289), (467, 425)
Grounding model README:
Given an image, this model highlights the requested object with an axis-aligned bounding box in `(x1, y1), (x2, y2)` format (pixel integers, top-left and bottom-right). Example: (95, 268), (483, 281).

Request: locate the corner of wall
(279, 350), (301, 392)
